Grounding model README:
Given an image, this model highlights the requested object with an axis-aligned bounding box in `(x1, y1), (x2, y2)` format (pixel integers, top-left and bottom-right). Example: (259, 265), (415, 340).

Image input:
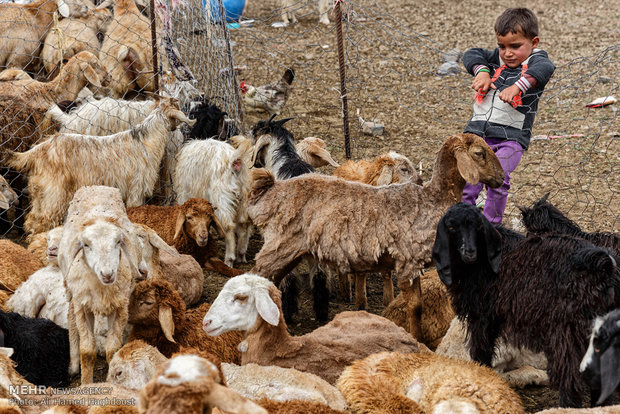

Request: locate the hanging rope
(50, 11), (65, 72)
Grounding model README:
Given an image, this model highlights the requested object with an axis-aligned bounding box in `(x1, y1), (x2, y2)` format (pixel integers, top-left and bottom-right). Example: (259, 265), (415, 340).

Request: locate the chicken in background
(239, 67), (295, 116)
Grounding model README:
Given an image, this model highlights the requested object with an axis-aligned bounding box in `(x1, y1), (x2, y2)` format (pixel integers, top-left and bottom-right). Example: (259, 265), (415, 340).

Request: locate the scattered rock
(437, 61), (460, 76)
(443, 48), (462, 62)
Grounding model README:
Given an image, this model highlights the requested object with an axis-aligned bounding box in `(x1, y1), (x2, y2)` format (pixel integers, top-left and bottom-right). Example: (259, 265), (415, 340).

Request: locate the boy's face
(496, 31), (540, 68)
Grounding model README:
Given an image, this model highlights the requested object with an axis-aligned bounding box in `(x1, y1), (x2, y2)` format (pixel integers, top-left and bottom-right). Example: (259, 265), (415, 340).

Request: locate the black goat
(580, 308), (620, 406)
(187, 101), (235, 141)
(251, 116), (328, 322)
(520, 193), (620, 254)
(433, 202), (620, 408)
(0, 310), (70, 386)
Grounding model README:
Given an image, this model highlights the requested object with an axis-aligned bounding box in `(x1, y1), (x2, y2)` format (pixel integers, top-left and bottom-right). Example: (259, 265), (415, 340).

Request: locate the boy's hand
(472, 71), (494, 94)
(498, 84), (521, 104)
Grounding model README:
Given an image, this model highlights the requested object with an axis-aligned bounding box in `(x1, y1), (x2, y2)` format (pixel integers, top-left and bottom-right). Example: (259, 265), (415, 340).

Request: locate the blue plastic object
(203, 0), (247, 23)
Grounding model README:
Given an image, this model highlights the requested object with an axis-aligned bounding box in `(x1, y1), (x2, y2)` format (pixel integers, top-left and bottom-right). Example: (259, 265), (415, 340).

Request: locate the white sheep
(436, 317), (549, 388)
(174, 137), (253, 266)
(280, 0), (331, 25)
(107, 340), (168, 391)
(6, 98), (194, 236)
(58, 185), (143, 384)
(203, 273), (428, 385)
(7, 226), (70, 328)
(41, 5), (113, 76)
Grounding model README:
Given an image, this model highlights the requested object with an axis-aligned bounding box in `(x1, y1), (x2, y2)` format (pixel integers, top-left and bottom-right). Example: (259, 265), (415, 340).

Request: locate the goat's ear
(432, 218), (452, 286)
(376, 165), (394, 186)
(158, 305), (176, 343)
(210, 214), (226, 239)
(482, 219), (502, 273)
(251, 135), (271, 168)
(82, 64), (102, 89)
(56, 0), (71, 18)
(311, 146), (340, 168)
(0, 347), (14, 358)
(255, 287), (280, 326)
(598, 345), (620, 405)
(173, 211), (186, 242)
(119, 47), (140, 81)
(454, 149), (480, 185)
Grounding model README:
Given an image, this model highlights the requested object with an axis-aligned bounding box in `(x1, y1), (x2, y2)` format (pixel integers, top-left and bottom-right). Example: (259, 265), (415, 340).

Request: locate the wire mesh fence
(0, 0), (617, 241)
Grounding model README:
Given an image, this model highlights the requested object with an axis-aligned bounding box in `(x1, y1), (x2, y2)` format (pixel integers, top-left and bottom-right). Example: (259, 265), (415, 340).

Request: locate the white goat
(0, 175), (17, 211)
(174, 137), (253, 267)
(6, 98), (194, 235)
(280, 0), (331, 25)
(58, 185), (143, 384)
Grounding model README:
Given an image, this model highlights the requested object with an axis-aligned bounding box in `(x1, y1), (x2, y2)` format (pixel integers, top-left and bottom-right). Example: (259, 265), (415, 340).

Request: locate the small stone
(598, 76), (612, 84)
(437, 61), (460, 76)
(443, 48), (462, 63)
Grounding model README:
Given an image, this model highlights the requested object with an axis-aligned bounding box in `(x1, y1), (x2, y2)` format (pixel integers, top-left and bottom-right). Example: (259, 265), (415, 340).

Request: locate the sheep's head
(580, 308), (620, 405)
(450, 134), (504, 188)
(518, 193), (582, 236)
(133, 223), (179, 281)
(203, 274), (281, 336)
(0, 176), (17, 211)
(107, 340), (167, 390)
(46, 226), (64, 266)
(173, 198), (225, 248)
(376, 152), (421, 186)
(74, 219), (126, 285)
(295, 137), (340, 168)
(69, 51), (110, 89)
(128, 279), (185, 343)
(432, 203), (502, 287)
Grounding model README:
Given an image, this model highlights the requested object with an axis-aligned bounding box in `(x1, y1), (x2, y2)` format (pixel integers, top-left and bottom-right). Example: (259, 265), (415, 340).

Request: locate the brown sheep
(382, 268), (455, 350)
(336, 351), (525, 414)
(254, 399), (345, 413)
(127, 198), (243, 277)
(248, 133), (504, 339)
(0, 239), (43, 292)
(128, 278), (243, 364)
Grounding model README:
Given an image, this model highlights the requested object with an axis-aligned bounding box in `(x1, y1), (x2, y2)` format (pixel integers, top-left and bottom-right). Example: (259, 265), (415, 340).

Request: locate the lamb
(336, 351), (525, 414)
(0, 51), (108, 109)
(222, 363), (348, 411)
(248, 133), (504, 339)
(333, 150), (422, 309)
(280, 0), (331, 26)
(107, 340), (169, 391)
(580, 308), (620, 406)
(173, 138), (253, 267)
(128, 278), (243, 363)
(381, 268), (455, 350)
(203, 273), (428, 385)
(433, 202), (620, 407)
(436, 317), (549, 388)
(295, 137), (340, 169)
(133, 223), (203, 306)
(520, 193), (620, 254)
(58, 186), (143, 384)
(127, 198), (242, 277)
(6, 98), (193, 235)
(0, 310), (70, 387)
(252, 399), (345, 414)
(41, 6), (113, 76)
(8, 226), (69, 328)
(139, 354), (267, 414)
(0, 0), (74, 71)
(0, 239), (43, 292)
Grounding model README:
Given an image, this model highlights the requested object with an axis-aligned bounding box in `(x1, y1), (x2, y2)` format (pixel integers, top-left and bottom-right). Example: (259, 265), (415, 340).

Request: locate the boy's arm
(520, 51), (556, 90)
(462, 48), (499, 75)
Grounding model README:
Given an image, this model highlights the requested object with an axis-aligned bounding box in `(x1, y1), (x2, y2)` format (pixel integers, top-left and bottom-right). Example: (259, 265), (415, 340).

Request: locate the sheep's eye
(233, 294), (248, 303)
(400, 167), (409, 173)
(474, 150), (485, 159)
(141, 300), (154, 306)
(115, 370), (122, 378)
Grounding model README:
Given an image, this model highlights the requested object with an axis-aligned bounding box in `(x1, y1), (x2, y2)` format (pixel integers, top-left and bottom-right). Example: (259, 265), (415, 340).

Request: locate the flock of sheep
(0, 0), (619, 413)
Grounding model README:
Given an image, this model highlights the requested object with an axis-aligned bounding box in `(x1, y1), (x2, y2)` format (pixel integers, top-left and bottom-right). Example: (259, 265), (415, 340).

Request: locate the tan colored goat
(248, 133), (504, 340)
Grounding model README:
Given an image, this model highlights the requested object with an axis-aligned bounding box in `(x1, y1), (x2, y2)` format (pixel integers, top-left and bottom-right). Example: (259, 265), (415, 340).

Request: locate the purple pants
(462, 137), (524, 224)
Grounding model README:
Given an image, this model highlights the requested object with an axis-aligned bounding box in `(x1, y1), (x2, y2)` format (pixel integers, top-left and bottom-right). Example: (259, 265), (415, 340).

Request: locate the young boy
(462, 7), (555, 224)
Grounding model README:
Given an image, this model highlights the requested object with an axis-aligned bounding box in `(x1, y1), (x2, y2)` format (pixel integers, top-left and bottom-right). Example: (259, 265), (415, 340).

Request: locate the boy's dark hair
(495, 8), (539, 39)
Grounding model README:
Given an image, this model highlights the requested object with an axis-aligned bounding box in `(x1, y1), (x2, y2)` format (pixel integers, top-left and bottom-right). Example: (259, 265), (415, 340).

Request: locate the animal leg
(67, 303), (81, 376)
(235, 223), (251, 264)
(252, 242), (303, 287)
(399, 276), (423, 341)
(105, 307), (128, 363)
(73, 306), (96, 384)
(338, 273), (352, 302)
(354, 274), (368, 310)
(205, 257), (244, 277)
(381, 270), (394, 306)
(224, 228), (236, 267)
(318, 0), (331, 25)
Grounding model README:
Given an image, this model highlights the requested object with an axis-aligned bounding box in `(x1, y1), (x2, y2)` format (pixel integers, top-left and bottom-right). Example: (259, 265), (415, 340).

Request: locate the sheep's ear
(63, 237), (85, 275)
(173, 211), (186, 242)
(56, 0), (71, 18)
(147, 228), (179, 257)
(120, 234), (141, 277)
(376, 165), (394, 186)
(255, 288), (280, 326)
(158, 306), (176, 343)
(82, 64), (102, 88)
(311, 146), (340, 168)
(482, 218), (502, 273)
(210, 214), (226, 239)
(454, 149), (480, 185)
(598, 346), (620, 405)
(432, 217), (452, 286)
(0, 347), (14, 358)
